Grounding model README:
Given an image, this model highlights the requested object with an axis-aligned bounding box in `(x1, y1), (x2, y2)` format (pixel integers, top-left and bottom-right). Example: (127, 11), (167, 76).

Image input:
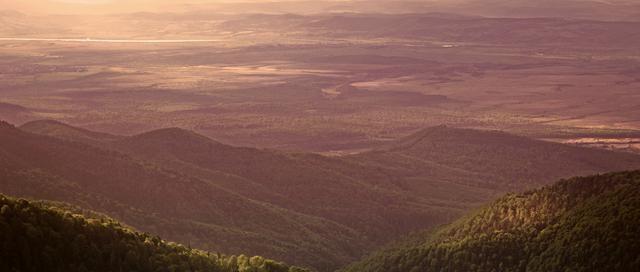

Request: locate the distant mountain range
(3, 2), (640, 40)
(220, 13), (640, 48)
(2, 119), (640, 270)
(343, 170), (640, 272)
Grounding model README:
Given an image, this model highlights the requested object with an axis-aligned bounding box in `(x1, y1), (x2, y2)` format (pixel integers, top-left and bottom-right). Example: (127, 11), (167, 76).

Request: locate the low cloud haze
(2, 0), (639, 22)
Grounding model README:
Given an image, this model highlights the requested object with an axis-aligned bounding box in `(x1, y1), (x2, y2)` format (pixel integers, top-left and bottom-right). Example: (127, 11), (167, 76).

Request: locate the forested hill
(0, 194), (308, 272)
(343, 170), (640, 272)
(9, 119), (640, 270)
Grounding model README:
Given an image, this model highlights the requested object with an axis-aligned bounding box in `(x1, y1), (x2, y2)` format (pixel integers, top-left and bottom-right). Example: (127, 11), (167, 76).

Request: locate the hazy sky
(1, 0), (244, 14)
(3, 0), (630, 16)
(7, 0), (420, 15)
(1, 0), (349, 14)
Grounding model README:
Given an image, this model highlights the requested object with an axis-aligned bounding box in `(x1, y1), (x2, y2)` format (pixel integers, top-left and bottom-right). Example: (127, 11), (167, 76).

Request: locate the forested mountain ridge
(0, 194), (308, 272)
(8, 119), (640, 270)
(113, 126), (456, 242)
(342, 170), (640, 272)
(1, 120), (367, 270)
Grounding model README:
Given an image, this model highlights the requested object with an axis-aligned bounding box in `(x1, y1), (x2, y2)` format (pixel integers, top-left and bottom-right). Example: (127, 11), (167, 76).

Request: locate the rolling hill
(0, 194), (307, 272)
(10, 119), (640, 270)
(350, 125), (640, 191)
(1, 120), (368, 270)
(113, 127), (457, 242)
(0, 102), (34, 125)
(343, 170), (640, 272)
(20, 120), (122, 145)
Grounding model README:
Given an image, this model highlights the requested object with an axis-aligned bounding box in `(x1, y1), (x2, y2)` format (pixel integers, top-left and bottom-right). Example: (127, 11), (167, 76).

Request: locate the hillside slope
(0, 194), (307, 272)
(351, 126), (640, 192)
(343, 170), (640, 272)
(1, 121), (367, 270)
(114, 127), (456, 242)
(11, 120), (640, 270)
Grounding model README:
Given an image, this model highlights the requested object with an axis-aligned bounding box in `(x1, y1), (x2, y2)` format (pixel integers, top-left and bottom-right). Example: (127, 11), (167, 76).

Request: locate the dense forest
(0, 194), (308, 272)
(343, 170), (640, 272)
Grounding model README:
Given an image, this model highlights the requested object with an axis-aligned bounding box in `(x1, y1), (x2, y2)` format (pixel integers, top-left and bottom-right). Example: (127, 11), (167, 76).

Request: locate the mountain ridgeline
(343, 171), (640, 272)
(4, 119), (640, 270)
(0, 194), (307, 272)
(1, 120), (369, 270)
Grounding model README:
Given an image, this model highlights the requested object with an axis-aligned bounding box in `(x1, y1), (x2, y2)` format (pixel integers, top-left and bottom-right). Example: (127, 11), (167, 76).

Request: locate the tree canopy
(0, 195), (309, 272)
(343, 170), (640, 272)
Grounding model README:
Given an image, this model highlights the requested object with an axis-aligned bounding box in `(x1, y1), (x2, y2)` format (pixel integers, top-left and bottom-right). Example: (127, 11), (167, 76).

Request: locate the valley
(1, 1), (640, 271)
(2, 12), (640, 152)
